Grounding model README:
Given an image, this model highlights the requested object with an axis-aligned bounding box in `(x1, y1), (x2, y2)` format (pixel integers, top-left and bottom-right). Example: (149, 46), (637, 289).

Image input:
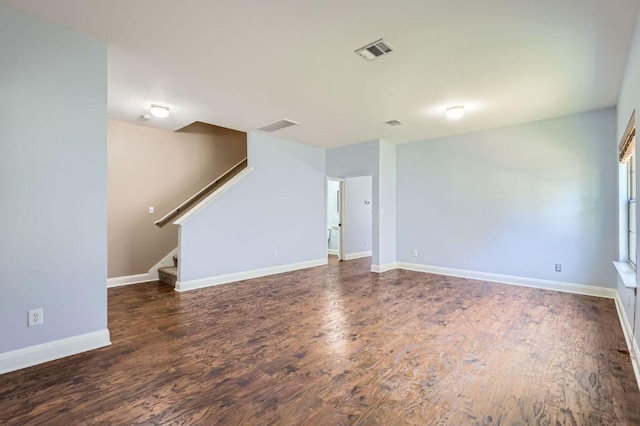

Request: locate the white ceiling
(2, 0), (639, 148)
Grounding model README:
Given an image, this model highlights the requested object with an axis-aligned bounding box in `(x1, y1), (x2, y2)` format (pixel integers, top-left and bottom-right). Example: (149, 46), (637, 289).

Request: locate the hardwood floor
(1, 257), (639, 425)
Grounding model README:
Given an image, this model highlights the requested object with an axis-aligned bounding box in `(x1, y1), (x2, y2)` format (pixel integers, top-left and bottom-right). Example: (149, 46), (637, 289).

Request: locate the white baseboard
(635, 336), (640, 391)
(371, 262), (398, 273)
(107, 273), (153, 288)
(345, 251), (372, 261)
(327, 249), (338, 256)
(614, 293), (640, 390)
(175, 258), (328, 292)
(107, 247), (179, 287)
(0, 329), (111, 375)
(395, 262), (617, 299)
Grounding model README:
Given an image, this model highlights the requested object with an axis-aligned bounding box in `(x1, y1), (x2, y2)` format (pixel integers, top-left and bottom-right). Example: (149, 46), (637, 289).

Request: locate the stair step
(158, 266), (177, 287)
(173, 255), (178, 267)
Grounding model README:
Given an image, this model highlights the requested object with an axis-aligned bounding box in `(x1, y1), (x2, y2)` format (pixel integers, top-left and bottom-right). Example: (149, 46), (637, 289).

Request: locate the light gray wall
(378, 140), (397, 266)
(619, 11), (640, 143)
(397, 108), (617, 288)
(344, 176), (373, 256)
(617, 8), (640, 341)
(0, 5), (108, 352)
(179, 132), (326, 281)
(326, 140), (385, 265)
(326, 140), (379, 179)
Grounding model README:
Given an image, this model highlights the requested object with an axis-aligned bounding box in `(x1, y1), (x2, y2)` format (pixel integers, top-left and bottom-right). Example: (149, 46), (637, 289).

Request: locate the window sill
(613, 261), (637, 289)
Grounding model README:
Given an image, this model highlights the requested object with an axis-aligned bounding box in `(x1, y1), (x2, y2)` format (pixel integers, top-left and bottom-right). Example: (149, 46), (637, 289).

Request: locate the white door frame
(326, 177), (345, 261)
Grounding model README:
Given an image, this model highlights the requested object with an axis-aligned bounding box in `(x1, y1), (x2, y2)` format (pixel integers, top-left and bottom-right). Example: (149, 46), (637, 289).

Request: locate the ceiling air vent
(385, 119), (404, 126)
(255, 118), (300, 133)
(355, 39), (395, 61)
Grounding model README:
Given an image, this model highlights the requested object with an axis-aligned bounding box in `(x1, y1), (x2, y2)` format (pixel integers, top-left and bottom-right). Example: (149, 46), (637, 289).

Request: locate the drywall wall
(619, 11), (640, 144)
(326, 140), (392, 267)
(326, 140), (379, 179)
(108, 120), (247, 278)
(378, 140), (397, 267)
(178, 132), (326, 282)
(617, 8), (640, 350)
(397, 108), (617, 288)
(0, 5), (108, 353)
(344, 176), (373, 256)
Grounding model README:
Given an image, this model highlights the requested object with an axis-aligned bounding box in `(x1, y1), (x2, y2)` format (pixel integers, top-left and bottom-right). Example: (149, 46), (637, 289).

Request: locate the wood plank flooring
(1, 257), (640, 425)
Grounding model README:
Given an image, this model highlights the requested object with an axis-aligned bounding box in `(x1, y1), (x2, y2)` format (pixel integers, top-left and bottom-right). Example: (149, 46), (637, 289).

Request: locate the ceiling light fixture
(446, 105), (465, 119)
(149, 104), (170, 119)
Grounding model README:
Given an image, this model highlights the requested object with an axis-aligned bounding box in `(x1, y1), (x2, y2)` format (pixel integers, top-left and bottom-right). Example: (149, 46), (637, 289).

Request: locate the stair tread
(158, 266), (177, 277)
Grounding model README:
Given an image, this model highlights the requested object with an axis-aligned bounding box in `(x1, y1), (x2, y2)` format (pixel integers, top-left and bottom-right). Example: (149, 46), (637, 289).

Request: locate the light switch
(149, 206), (155, 214)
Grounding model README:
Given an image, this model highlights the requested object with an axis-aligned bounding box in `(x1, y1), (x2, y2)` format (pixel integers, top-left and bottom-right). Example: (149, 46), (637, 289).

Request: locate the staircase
(154, 157), (248, 228)
(158, 255), (178, 287)
(153, 156), (250, 289)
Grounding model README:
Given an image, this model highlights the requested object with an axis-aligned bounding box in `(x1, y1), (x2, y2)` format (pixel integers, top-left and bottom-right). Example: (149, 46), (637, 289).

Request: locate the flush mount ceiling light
(149, 104), (170, 119)
(445, 105), (465, 119)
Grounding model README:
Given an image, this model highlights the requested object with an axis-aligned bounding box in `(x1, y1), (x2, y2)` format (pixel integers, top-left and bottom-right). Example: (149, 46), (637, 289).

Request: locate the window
(620, 112), (636, 266)
(629, 148), (636, 266)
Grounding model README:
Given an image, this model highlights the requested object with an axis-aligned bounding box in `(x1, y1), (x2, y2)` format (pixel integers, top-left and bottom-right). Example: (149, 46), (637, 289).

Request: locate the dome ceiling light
(149, 104), (170, 119)
(446, 105), (465, 119)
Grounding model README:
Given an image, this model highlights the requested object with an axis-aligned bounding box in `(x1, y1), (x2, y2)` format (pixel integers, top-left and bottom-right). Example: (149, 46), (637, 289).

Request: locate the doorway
(327, 178), (344, 260)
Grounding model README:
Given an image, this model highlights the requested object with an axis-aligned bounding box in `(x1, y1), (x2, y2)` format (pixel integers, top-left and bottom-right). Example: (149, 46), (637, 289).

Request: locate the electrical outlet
(28, 308), (43, 327)
(274, 251), (278, 258)
(555, 264), (562, 272)
(412, 249), (418, 257)
(364, 240), (368, 247)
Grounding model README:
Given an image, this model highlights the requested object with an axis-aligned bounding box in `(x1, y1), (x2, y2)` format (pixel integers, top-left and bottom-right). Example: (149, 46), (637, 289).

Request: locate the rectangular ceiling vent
(385, 119), (404, 126)
(355, 39), (395, 61)
(255, 118), (300, 133)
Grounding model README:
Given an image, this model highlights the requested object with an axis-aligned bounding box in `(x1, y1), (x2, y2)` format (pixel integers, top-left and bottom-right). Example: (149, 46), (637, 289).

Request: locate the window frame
(619, 113), (636, 268)
(628, 150), (636, 267)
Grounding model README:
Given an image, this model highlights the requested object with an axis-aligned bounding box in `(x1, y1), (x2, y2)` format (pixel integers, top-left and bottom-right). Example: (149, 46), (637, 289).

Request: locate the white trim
(107, 247), (179, 287)
(371, 262), (397, 273)
(0, 329), (110, 375)
(175, 258), (328, 292)
(174, 166), (254, 226)
(107, 273), (153, 288)
(395, 262), (616, 299)
(613, 261), (637, 289)
(326, 177), (345, 261)
(614, 293), (640, 390)
(635, 337), (640, 391)
(345, 251), (372, 260)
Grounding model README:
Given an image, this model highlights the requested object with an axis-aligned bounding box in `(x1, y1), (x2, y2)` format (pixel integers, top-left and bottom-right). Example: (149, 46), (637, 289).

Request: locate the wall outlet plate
(28, 308), (43, 327)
